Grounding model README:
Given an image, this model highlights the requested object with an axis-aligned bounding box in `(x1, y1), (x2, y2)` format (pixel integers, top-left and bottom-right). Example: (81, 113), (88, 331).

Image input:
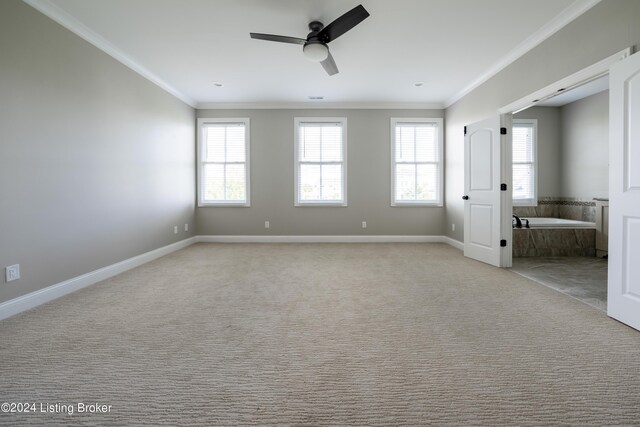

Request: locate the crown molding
(22, 0), (601, 112)
(22, 0), (197, 108)
(445, 0), (602, 108)
(196, 102), (444, 110)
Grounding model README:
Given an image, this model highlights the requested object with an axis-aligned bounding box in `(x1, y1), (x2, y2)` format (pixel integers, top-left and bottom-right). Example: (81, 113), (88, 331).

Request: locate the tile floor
(509, 256), (608, 311)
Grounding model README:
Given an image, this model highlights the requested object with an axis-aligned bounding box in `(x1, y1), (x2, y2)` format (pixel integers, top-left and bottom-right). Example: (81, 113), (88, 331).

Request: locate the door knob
(462, 195), (469, 200)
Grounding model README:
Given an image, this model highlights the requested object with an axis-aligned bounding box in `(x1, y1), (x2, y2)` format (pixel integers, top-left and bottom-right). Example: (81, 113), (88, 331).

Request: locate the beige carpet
(1, 243), (639, 426)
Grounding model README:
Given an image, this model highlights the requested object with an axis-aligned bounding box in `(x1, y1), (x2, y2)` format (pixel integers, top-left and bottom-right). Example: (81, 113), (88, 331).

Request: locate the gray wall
(560, 91), (609, 199)
(445, 0), (640, 242)
(196, 109), (445, 236)
(513, 107), (562, 198)
(0, 0), (196, 304)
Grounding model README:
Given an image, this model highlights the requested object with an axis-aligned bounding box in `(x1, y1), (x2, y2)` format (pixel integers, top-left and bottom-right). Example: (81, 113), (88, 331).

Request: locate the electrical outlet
(265, 221), (270, 229)
(173, 226), (178, 234)
(184, 223), (189, 232)
(452, 223), (456, 231)
(6, 264), (20, 283)
(362, 221), (367, 229)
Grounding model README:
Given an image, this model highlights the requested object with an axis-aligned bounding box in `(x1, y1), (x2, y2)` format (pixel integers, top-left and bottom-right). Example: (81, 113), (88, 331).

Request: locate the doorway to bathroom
(492, 47), (640, 331)
(507, 76), (610, 310)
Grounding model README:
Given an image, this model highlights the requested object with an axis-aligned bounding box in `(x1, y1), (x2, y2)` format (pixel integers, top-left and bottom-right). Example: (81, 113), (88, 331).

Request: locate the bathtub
(513, 217), (596, 257)
(522, 217), (596, 229)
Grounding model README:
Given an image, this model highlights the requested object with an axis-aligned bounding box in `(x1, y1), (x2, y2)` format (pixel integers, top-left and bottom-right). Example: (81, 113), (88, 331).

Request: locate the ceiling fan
(249, 4), (370, 76)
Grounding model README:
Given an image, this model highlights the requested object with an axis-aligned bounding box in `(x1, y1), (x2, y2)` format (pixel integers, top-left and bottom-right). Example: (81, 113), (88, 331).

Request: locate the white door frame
(497, 48), (635, 327)
(500, 114), (513, 268)
(497, 48), (630, 266)
(469, 49), (630, 271)
(499, 48), (630, 115)
(463, 49), (630, 271)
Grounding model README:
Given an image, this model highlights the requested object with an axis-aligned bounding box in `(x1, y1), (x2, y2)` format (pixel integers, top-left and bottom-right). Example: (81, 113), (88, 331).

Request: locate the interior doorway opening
(496, 48), (632, 311)
(508, 75), (609, 311)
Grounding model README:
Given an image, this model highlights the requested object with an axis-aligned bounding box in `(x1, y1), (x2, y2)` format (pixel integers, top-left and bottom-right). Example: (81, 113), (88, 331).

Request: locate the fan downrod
(308, 21), (324, 33)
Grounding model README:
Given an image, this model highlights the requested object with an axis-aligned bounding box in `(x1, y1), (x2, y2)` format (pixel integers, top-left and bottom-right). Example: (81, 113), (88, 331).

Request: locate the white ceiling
(26, 0), (600, 108)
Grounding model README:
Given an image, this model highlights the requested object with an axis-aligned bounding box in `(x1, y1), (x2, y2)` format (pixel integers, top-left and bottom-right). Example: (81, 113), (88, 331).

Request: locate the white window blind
(198, 118), (250, 206)
(391, 118), (443, 205)
(512, 120), (537, 205)
(295, 118), (346, 206)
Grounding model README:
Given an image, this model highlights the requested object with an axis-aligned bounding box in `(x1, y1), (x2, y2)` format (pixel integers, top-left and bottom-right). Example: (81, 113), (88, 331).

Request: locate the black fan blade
(320, 51), (339, 76)
(317, 4), (369, 43)
(250, 33), (306, 45)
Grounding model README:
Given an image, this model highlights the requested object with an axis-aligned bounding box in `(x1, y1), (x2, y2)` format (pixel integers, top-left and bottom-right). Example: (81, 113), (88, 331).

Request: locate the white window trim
(294, 117), (348, 207)
(390, 117), (444, 207)
(512, 118), (538, 207)
(197, 117), (251, 207)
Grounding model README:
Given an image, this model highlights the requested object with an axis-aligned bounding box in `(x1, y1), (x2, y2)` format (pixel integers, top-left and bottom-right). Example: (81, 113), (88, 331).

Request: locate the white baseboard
(0, 237), (198, 321)
(441, 236), (464, 251)
(197, 235), (457, 244)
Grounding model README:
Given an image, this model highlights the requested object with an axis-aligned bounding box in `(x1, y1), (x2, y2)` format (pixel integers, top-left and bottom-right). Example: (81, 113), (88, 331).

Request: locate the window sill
(295, 202), (348, 207)
(513, 201), (538, 207)
(198, 203), (251, 208)
(391, 202), (443, 207)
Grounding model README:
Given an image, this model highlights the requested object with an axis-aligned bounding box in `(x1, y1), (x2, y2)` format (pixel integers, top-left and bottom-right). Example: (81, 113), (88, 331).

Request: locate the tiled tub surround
(513, 197), (596, 222)
(513, 227), (596, 257)
(513, 197), (601, 257)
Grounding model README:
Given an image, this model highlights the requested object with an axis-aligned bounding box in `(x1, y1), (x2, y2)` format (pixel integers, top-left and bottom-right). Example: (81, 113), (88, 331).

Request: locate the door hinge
(464, 126), (467, 135)
(500, 239), (507, 247)
(500, 127), (507, 135)
(501, 183), (507, 191)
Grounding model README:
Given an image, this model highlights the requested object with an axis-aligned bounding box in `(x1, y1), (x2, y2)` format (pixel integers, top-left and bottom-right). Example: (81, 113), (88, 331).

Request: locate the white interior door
(463, 116), (512, 267)
(608, 51), (640, 331)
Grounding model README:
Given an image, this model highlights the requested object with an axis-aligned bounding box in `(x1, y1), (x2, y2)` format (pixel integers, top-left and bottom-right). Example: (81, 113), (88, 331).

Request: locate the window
(391, 118), (443, 206)
(512, 119), (537, 206)
(294, 117), (347, 206)
(197, 118), (250, 206)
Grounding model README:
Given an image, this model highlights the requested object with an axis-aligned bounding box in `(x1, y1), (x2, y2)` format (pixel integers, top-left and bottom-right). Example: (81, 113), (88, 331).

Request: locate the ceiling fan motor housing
(303, 21), (329, 62)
